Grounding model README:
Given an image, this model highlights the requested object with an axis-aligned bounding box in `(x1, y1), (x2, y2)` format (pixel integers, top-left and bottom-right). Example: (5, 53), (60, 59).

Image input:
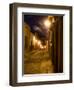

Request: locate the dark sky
(24, 15), (48, 40)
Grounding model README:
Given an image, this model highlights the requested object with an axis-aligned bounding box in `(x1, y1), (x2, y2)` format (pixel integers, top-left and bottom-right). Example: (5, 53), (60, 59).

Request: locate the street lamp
(43, 17), (54, 59)
(44, 16), (55, 29)
(44, 19), (51, 29)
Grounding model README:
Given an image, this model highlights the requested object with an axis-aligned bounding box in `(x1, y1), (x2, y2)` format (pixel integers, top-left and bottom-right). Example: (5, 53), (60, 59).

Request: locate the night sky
(24, 15), (49, 40)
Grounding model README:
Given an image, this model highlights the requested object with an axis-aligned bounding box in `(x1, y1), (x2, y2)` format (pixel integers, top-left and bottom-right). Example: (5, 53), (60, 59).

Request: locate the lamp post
(44, 16), (55, 59)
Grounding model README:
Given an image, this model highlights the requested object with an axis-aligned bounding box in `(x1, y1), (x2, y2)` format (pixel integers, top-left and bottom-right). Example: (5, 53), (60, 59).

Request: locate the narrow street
(24, 49), (54, 74)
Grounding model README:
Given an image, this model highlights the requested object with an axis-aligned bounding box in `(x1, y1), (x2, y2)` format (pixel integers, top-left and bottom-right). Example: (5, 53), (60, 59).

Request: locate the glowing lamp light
(40, 46), (43, 49)
(33, 36), (38, 46)
(44, 19), (51, 29)
(38, 41), (41, 46)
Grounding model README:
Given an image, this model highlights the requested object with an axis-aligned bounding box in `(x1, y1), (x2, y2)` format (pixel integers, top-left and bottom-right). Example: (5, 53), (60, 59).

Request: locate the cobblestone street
(24, 49), (54, 74)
